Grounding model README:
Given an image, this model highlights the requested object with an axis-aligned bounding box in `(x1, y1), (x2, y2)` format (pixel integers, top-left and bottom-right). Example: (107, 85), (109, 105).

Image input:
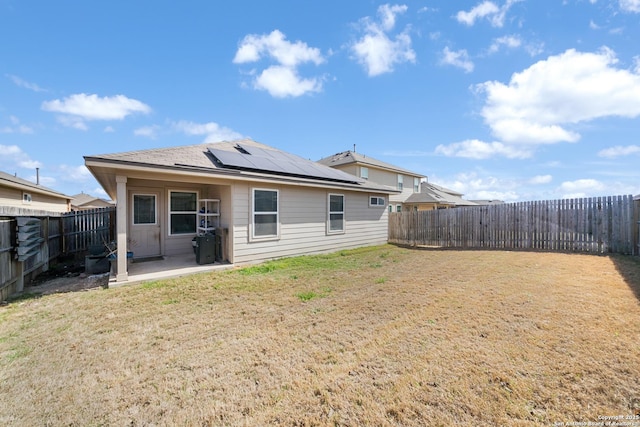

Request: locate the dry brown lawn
(1, 245), (640, 426)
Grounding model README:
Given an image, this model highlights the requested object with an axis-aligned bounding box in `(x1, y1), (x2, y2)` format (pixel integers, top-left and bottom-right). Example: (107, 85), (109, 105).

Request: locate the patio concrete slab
(108, 253), (234, 287)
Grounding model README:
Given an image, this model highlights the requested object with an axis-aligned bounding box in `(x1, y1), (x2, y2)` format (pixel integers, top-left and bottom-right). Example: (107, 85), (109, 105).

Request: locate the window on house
(388, 205), (393, 213)
(133, 194), (156, 225)
(397, 174), (403, 191)
(414, 177), (420, 193)
(369, 196), (385, 207)
(22, 192), (32, 204)
(360, 167), (369, 179)
(328, 193), (345, 233)
(396, 205), (402, 212)
(169, 191), (197, 235)
(253, 188), (279, 238)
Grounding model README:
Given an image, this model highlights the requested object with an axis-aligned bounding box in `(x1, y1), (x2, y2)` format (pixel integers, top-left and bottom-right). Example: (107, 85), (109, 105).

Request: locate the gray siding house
(85, 139), (398, 283)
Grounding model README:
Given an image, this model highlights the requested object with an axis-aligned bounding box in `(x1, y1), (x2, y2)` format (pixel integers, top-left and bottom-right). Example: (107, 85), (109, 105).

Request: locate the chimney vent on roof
(353, 144), (356, 153)
(36, 168), (40, 185)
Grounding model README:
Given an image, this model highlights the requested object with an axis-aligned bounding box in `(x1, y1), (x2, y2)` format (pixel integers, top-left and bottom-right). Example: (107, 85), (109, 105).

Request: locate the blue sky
(1, 0), (640, 201)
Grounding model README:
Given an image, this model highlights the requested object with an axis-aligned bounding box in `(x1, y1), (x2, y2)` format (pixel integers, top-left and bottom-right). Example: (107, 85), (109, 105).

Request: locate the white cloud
(56, 115), (89, 131)
(597, 145), (640, 158)
(233, 30), (325, 98)
(475, 47), (640, 145)
(172, 120), (244, 143)
(254, 66), (323, 98)
(435, 139), (533, 159)
(378, 4), (408, 31)
(529, 174), (553, 184)
(456, 0), (521, 28)
(41, 93), (151, 129)
(134, 125), (160, 139)
(233, 29), (324, 67)
(58, 164), (92, 181)
(103, 126), (115, 133)
(456, 1), (499, 26)
(620, 0), (640, 12)
(0, 116), (34, 134)
(589, 20), (601, 30)
(350, 4), (416, 77)
(440, 47), (474, 73)
(558, 178), (606, 198)
(0, 144), (42, 169)
(6, 74), (46, 92)
(442, 171), (520, 201)
(488, 35), (523, 55)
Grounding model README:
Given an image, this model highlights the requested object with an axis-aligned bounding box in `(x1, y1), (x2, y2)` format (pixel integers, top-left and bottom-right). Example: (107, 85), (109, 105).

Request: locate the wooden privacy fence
(61, 207), (115, 253)
(389, 195), (639, 255)
(0, 207), (115, 301)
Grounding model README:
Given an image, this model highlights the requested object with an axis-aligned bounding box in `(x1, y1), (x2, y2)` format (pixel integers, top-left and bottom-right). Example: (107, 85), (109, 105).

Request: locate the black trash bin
(195, 234), (216, 265)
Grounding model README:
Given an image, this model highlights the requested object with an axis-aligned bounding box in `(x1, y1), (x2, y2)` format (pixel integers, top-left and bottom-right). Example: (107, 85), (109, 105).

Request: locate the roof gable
(317, 150), (423, 178)
(0, 170), (70, 199)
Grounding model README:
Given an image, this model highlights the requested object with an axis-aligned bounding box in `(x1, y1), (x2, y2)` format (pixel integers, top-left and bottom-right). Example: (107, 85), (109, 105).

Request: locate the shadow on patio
(109, 253), (234, 287)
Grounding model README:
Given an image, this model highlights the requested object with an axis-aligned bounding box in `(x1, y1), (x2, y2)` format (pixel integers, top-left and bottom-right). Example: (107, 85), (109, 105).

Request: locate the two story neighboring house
(318, 150), (477, 211)
(317, 150), (424, 212)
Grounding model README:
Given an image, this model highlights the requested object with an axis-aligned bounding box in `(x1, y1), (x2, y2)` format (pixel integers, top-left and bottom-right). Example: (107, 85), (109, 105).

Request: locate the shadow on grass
(610, 254), (640, 302)
(5, 291), (43, 304)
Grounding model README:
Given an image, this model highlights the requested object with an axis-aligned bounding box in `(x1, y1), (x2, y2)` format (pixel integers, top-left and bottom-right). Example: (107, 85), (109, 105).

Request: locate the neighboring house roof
(0, 170), (70, 200)
(470, 200), (506, 206)
(85, 139), (400, 199)
(317, 150), (424, 178)
(405, 181), (477, 207)
(70, 193), (114, 209)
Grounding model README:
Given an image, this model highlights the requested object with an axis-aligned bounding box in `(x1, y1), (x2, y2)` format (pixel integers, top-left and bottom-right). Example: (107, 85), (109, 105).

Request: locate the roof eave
(84, 157), (401, 196)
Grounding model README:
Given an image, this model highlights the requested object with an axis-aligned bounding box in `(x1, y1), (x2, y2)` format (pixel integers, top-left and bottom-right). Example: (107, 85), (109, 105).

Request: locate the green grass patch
(296, 287), (332, 302)
(141, 280), (171, 290)
(296, 291), (317, 302)
(6, 344), (32, 362)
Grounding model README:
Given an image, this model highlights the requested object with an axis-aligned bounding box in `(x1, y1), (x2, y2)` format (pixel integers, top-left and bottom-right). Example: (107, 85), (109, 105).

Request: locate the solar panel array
(208, 144), (364, 184)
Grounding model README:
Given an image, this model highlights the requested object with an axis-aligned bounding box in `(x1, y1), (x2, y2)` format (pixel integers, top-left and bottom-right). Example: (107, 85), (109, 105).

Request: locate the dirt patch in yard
(17, 261), (110, 297)
(1, 246), (639, 426)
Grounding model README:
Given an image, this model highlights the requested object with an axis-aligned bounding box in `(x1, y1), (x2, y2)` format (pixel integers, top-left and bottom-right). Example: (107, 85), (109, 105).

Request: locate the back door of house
(129, 191), (161, 258)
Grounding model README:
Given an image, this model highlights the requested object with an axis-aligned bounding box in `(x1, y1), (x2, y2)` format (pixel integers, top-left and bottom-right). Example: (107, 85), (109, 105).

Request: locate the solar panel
(208, 144), (363, 184)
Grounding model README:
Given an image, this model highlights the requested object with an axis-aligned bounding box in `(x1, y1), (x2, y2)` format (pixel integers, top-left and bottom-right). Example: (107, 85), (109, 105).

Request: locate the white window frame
(168, 190), (198, 236)
(132, 193), (157, 226)
(369, 195), (385, 207)
(22, 192), (32, 205)
(414, 177), (420, 193)
(397, 174), (404, 191)
(251, 188), (280, 241)
(360, 167), (369, 180)
(327, 193), (345, 234)
(388, 205), (393, 213)
(396, 205), (402, 212)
